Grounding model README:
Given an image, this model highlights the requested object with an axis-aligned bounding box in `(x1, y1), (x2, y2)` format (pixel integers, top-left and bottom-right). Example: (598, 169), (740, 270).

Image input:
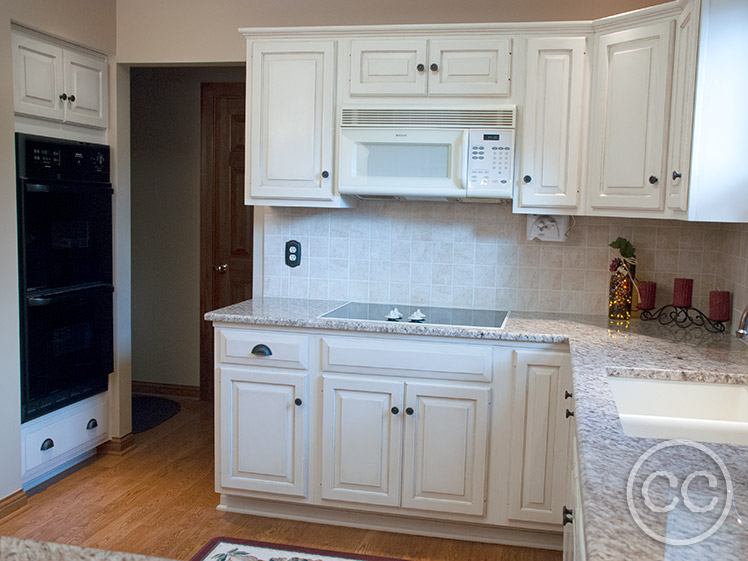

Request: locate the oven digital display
(483, 134), (501, 141)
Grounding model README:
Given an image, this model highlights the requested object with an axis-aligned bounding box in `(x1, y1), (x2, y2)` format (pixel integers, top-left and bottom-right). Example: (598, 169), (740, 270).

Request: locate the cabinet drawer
(217, 329), (309, 370)
(320, 336), (492, 381)
(22, 394), (109, 474)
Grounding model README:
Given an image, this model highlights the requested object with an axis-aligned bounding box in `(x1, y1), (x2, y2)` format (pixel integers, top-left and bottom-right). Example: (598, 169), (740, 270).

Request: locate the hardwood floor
(0, 399), (561, 561)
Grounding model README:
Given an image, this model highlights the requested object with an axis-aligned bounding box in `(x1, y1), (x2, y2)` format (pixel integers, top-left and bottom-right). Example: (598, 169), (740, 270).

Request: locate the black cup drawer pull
(86, 418), (98, 430)
(251, 344), (272, 357)
(40, 438), (54, 451)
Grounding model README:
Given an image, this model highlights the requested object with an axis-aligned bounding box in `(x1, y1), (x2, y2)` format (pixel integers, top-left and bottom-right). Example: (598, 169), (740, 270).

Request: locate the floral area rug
(190, 538), (407, 561)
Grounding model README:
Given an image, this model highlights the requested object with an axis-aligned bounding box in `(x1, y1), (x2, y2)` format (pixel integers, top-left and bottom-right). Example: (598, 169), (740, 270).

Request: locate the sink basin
(608, 376), (748, 445)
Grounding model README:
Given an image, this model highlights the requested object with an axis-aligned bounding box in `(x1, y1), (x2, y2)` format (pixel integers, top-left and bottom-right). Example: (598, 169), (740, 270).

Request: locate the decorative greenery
(609, 237), (636, 259)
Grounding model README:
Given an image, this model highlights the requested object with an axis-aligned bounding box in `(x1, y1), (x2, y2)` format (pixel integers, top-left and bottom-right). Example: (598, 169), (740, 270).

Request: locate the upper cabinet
(349, 38), (511, 97)
(12, 29), (108, 130)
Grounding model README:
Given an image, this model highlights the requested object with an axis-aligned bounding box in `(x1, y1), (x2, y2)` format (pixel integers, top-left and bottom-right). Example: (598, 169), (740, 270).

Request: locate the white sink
(608, 376), (748, 445)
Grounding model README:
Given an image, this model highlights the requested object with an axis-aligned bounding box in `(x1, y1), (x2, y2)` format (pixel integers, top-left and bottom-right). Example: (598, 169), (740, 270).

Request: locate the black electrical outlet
(285, 240), (301, 267)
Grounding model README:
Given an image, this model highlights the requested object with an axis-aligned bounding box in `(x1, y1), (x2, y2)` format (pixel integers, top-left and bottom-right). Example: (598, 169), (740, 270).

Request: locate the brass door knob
(214, 264), (229, 273)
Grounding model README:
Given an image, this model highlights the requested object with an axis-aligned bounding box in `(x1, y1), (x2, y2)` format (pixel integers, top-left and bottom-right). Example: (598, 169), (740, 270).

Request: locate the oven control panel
(466, 129), (514, 198)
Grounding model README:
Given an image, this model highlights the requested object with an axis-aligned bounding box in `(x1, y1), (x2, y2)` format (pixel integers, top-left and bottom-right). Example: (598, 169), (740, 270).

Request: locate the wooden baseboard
(132, 380), (200, 399)
(98, 433), (136, 456)
(0, 489), (28, 521)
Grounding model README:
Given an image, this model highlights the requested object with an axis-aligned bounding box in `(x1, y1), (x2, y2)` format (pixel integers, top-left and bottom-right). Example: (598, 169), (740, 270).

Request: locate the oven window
(354, 142), (450, 178)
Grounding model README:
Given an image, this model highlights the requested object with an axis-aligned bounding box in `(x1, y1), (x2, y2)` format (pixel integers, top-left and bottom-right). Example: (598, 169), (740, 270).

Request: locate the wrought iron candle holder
(640, 305), (726, 333)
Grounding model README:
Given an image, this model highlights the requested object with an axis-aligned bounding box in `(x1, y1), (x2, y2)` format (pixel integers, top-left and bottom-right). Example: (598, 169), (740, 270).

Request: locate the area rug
(190, 538), (406, 561)
(131, 395), (181, 434)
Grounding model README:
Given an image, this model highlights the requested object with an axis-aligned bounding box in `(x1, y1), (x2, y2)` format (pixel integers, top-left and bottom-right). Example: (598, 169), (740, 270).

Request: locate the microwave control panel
(466, 129), (514, 198)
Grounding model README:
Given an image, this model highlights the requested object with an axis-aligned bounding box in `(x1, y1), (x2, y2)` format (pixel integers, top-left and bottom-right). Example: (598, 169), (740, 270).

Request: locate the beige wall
(0, 0), (116, 502)
(130, 66), (244, 389)
(116, 0), (669, 64)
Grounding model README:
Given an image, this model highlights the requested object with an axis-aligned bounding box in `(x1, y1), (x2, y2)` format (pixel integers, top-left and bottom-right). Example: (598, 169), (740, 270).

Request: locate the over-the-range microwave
(338, 105), (516, 201)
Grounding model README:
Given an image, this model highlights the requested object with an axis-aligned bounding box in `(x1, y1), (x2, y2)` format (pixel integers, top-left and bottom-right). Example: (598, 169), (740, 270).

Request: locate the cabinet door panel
(429, 39), (511, 96)
(350, 39), (427, 96)
(402, 382), (489, 515)
(220, 366), (307, 496)
(250, 42), (335, 200)
(63, 50), (108, 128)
(519, 38), (585, 209)
(508, 350), (571, 524)
(321, 376), (403, 506)
(588, 22), (673, 210)
(12, 33), (64, 121)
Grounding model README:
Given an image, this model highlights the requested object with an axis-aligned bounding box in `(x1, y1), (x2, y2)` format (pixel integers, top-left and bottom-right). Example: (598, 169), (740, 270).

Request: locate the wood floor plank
(0, 398), (561, 561)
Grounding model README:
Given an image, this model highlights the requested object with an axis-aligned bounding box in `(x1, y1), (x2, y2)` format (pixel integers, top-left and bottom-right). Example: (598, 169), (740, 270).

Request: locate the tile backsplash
(263, 201), (747, 318)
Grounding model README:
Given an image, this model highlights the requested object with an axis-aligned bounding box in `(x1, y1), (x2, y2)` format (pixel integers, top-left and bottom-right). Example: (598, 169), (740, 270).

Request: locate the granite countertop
(0, 536), (175, 561)
(206, 297), (748, 560)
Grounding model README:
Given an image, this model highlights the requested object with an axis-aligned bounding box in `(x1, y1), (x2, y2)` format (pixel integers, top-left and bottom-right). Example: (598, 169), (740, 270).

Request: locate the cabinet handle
(672, 170), (682, 181)
(430, 63), (439, 72)
(566, 409), (575, 418)
(86, 418), (98, 430)
(523, 175), (532, 184)
(649, 175), (659, 185)
(391, 406), (399, 415)
(563, 506), (574, 526)
(321, 170), (329, 179)
(294, 398), (302, 406)
(59, 93), (68, 101)
(405, 407), (414, 416)
(251, 344), (272, 357)
(416, 63), (425, 72)
(40, 438), (54, 451)
(565, 391), (573, 400)
(69, 94), (76, 103)
(213, 263), (229, 273)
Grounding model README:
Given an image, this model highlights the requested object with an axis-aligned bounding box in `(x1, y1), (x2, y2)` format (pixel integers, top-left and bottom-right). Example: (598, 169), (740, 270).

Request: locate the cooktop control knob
(408, 309), (426, 322)
(385, 307), (403, 321)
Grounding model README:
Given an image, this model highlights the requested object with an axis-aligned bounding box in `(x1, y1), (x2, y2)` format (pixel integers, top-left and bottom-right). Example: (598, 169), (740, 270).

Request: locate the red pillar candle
(709, 291), (731, 321)
(673, 278), (694, 308)
(638, 281), (657, 310)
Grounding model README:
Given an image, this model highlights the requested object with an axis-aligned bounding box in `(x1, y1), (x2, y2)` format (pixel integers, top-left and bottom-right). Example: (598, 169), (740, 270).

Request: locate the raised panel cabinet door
(588, 21), (673, 210)
(666, 0), (699, 212)
(508, 350), (571, 525)
(349, 39), (427, 96)
(63, 49), (108, 129)
(321, 376), (404, 506)
(219, 366), (307, 496)
(401, 382), (489, 515)
(519, 37), (586, 210)
(249, 41), (335, 200)
(428, 38), (511, 96)
(12, 32), (65, 122)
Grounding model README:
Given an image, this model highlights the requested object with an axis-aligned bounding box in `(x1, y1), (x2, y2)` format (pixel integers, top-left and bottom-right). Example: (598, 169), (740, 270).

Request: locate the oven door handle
(27, 284), (114, 307)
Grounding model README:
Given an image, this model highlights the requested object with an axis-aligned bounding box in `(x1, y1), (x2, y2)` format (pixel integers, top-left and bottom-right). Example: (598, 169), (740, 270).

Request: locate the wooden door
(200, 83), (252, 401)
(401, 382), (489, 515)
(219, 365), (307, 497)
(321, 375), (404, 506)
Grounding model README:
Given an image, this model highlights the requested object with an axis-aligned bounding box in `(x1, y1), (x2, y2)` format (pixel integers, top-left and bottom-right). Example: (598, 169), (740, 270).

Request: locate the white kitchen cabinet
(563, 420), (586, 561)
(587, 21), (673, 212)
(12, 29), (108, 129)
(508, 349), (571, 525)
(219, 365), (308, 497)
(247, 41), (347, 207)
(517, 37), (587, 212)
(349, 38), (511, 97)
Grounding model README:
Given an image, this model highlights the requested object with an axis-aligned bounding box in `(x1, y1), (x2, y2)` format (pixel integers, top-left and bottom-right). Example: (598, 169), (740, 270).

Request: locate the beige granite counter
(206, 297), (748, 560)
(0, 536), (174, 561)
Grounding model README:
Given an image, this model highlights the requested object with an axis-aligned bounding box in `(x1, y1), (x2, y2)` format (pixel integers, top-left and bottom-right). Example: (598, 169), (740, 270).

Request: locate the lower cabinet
(563, 424), (586, 561)
(321, 375), (489, 515)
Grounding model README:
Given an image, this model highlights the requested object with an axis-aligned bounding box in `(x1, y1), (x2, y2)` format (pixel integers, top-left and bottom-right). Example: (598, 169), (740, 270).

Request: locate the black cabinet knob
(672, 170), (682, 180)
(251, 344), (272, 356)
(69, 94), (76, 103)
(86, 418), (98, 430)
(430, 63), (438, 72)
(416, 63), (425, 72)
(59, 93), (67, 101)
(565, 391), (573, 400)
(321, 170), (329, 179)
(391, 406), (399, 415)
(405, 407), (414, 416)
(523, 175), (532, 184)
(563, 505), (574, 526)
(566, 409), (575, 418)
(294, 398), (302, 406)
(41, 438), (54, 451)
(649, 175), (659, 184)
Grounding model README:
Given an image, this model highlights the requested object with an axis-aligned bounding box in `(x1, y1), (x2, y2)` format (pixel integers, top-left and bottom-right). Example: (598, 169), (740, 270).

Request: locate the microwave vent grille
(341, 107), (516, 128)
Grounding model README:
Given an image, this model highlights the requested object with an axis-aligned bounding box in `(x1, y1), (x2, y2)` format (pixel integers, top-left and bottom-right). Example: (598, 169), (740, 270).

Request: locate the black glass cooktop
(321, 302), (509, 329)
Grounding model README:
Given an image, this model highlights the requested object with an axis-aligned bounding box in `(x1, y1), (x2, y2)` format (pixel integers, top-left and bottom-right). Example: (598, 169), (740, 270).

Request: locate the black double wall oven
(16, 133), (113, 423)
